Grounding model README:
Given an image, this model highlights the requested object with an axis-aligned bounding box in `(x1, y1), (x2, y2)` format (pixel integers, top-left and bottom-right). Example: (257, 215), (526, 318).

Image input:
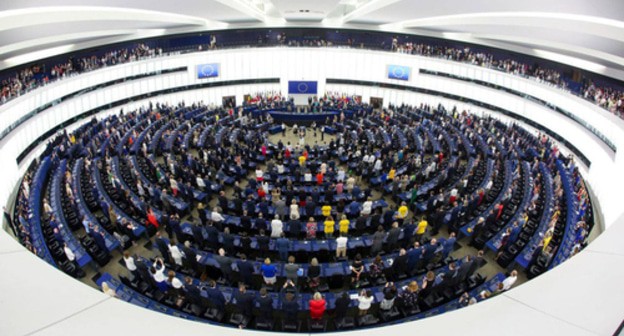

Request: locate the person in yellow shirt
(397, 201), (408, 224)
(298, 155), (306, 167)
(415, 217), (428, 243)
(324, 216), (335, 238)
(542, 230), (553, 251)
(322, 204), (332, 217)
(388, 167), (396, 181)
(339, 214), (350, 234)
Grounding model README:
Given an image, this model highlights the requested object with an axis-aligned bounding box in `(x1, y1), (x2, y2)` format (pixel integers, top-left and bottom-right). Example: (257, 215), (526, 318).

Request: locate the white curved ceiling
(0, 0), (623, 80)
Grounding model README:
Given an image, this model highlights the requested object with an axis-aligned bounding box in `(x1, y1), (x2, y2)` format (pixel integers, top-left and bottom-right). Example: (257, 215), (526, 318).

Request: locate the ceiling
(0, 0), (623, 80)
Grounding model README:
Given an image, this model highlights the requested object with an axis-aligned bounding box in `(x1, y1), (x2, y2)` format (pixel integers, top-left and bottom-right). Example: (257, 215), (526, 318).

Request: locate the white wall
(1, 47), (623, 226)
(2, 46), (624, 336)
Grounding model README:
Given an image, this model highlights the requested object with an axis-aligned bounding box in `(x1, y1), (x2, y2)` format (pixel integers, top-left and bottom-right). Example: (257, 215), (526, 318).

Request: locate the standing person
(309, 292), (327, 320)
(234, 284), (254, 323)
(386, 222), (401, 252)
(357, 289), (374, 316)
(338, 214), (350, 235)
(276, 233), (290, 261)
(336, 233), (348, 258)
(306, 217), (317, 239)
(214, 248), (233, 284)
(271, 214), (284, 238)
(307, 257), (321, 291)
(415, 216), (428, 244)
(284, 255), (300, 285)
(324, 216), (335, 238)
(350, 254), (365, 287)
(371, 225), (386, 256)
(123, 251), (138, 278)
(261, 258), (278, 288)
(397, 201), (409, 224)
(168, 239), (184, 267)
(362, 197), (373, 216)
(237, 254), (255, 288)
(257, 287), (274, 320)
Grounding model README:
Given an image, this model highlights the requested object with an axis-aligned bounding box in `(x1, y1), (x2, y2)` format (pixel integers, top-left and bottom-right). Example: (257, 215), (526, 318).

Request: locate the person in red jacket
(316, 172), (323, 185)
(309, 292), (326, 320)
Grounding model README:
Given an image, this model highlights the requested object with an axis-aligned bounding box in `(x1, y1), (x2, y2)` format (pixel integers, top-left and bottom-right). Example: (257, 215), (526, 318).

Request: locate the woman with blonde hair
(101, 282), (117, 297)
(399, 280), (420, 312)
(338, 214), (350, 234)
(309, 292), (326, 320)
(307, 257), (321, 290)
(261, 257), (278, 286)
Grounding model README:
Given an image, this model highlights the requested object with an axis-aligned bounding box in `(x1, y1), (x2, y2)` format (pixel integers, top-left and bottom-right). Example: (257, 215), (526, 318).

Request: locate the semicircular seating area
(10, 93), (593, 332)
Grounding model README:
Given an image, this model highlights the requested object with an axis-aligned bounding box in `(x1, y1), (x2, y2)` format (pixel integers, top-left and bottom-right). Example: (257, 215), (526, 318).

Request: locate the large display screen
(197, 63), (220, 79)
(388, 65), (411, 81)
(288, 81), (318, 94)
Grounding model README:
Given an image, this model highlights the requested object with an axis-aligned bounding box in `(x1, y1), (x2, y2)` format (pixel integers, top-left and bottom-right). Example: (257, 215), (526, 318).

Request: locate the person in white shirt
(502, 270), (518, 290)
(363, 154), (371, 166)
(290, 200), (300, 220)
(255, 168), (264, 182)
(211, 207), (225, 223)
(123, 251), (137, 275)
(277, 163), (285, 174)
(271, 214), (283, 238)
(169, 241), (185, 266)
(337, 169), (346, 182)
(167, 270), (184, 291)
(362, 197), (373, 216)
(373, 159), (382, 172)
(320, 162), (327, 174)
(358, 289), (374, 315)
(304, 172), (312, 182)
(336, 234), (348, 258)
(196, 176), (206, 189)
(63, 243), (75, 262)
(485, 179), (493, 191)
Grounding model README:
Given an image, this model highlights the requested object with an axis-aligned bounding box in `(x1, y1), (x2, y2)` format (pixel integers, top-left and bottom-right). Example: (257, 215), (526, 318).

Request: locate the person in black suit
(280, 280), (299, 321)
(289, 218), (302, 239)
(254, 213), (267, 232)
(355, 215), (368, 236)
(205, 222), (219, 250)
(182, 241), (200, 276)
(257, 287), (273, 320)
(183, 276), (206, 311)
(240, 210), (252, 230)
(305, 197), (316, 218)
(222, 227), (235, 255)
(205, 280), (226, 311)
(237, 254), (255, 288)
(386, 222), (401, 252)
(191, 224), (206, 249)
(214, 248), (233, 284)
(334, 292), (351, 320)
(234, 284), (255, 321)
(391, 248), (408, 281)
(90, 226), (108, 253)
(154, 232), (171, 264)
(217, 191), (228, 213)
(240, 231), (252, 257)
(256, 229), (270, 254)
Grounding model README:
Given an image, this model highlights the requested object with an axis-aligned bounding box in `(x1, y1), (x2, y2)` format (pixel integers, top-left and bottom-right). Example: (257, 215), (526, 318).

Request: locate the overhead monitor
(388, 64), (411, 81)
